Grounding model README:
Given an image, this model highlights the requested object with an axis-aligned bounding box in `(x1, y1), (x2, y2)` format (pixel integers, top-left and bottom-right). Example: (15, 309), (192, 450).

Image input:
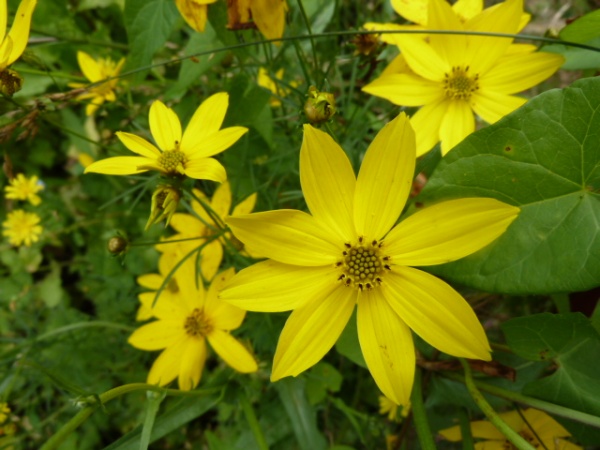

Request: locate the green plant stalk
(295, 0), (319, 83)
(12, 68), (86, 81)
(410, 368), (436, 450)
(40, 384), (222, 450)
(240, 392), (269, 450)
(458, 408), (475, 450)
(441, 371), (600, 428)
(460, 359), (535, 450)
(139, 391), (166, 450)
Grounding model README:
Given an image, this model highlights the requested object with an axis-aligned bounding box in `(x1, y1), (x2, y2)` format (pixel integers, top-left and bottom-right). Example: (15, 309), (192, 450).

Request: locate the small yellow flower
(439, 408), (583, 450)
(2, 209), (42, 247)
(0, 403), (10, 423)
(166, 181), (258, 281)
(257, 68), (296, 107)
(129, 267), (258, 390)
(174, 0), (217, 33)
(0, 0), (37, 91)
(4, 173), (44, 205)
(68, 51), (125, 116)
(227, 0), (288, 41)
(220, 113), (519, 405)
(363, 0), (563, 156)
(85, 93), (248, 182)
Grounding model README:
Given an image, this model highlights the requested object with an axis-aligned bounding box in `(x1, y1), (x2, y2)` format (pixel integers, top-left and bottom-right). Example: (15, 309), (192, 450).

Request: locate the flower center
(158, 148), (187, 174)
(184, 308), (213, 337)
(336, 237), (391, 291)
(443, 66), (479, 101)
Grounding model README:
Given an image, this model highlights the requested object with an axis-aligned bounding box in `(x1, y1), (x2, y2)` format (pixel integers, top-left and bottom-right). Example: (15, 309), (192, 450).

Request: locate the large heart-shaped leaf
(415, 76), (600, 294)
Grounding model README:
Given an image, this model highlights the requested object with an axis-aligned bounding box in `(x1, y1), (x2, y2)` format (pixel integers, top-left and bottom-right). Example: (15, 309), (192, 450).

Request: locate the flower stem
(410, 368), (436, 450)
(459, 359), (535, 450)
(441, 370), (600, 428)
(240, 392), (269, 450)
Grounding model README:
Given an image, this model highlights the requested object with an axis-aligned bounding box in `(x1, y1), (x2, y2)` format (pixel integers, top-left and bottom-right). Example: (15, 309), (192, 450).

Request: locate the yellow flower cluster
(2, 174), (44, 247)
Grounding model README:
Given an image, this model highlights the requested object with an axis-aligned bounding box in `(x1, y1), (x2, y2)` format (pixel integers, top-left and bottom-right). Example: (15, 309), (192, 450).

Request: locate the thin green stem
(410, 368), (436, 450)
(295, 0), (319, 82)
(139, 391), (166, 450)
(40, 384), (222, 450)
(36, 321), (134, 342)
(441, 371), (600, 428)
(458, 408), (475, 450)
(459, 359), (535, 450)
(240, 392), (269, 450)
(12, 68), (86, 81)
(31, 29), (129, 50)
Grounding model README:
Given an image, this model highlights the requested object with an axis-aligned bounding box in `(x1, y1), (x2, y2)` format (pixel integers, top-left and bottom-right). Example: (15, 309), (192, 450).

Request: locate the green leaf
(415, 76), (600, 294)
(335, 311), (367, 368)
(275, 378), (328, 450)
(502, 313), (600, 444)
(544, 38), (600, 71)
(123, 0), (179, 80)
(103, 394), (220, 450)
(560, 9), (600, 43)
(305, 362), (342, 404)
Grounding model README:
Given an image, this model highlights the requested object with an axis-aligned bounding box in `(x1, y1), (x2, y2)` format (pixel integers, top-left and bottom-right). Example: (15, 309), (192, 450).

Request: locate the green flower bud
(0, 69), (23, 97)
(146, 185), (181, 230)
(303, 86), (336, 125)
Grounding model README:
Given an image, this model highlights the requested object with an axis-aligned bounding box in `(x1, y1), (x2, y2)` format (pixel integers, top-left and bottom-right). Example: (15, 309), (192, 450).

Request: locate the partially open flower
(146, 185), (182, 230)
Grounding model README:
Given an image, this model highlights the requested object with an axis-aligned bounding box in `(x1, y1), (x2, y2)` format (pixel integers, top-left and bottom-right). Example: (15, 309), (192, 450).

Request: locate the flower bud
(0, 69), (24, 97)
(303, 86), (336, 125)
(146, 185), (181, 230)
(107, 235), (128, 255)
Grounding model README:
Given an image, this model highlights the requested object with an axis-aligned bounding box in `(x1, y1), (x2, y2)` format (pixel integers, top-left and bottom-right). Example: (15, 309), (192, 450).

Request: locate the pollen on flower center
(158, 149), (187, 174)
(336, 237), (391, 291)
(443, 66), (479, 101)
(184, 308), (213, 337)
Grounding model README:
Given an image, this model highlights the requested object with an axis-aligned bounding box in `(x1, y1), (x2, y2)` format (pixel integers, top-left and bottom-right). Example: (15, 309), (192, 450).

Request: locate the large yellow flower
(84, 93), (248, 182)
(362, 0), (564, 156)
(129, 266), (258, 390)
(68, 51), (125, 116)
(2, 209), (42, 247)
(227, 0), (287, 41)
(0, 0), (36, 71)
(4, 173), (44, 205)
(220, 113), (519, 405)
(439, 408), (582, 450)
(174, 0), (216, 33)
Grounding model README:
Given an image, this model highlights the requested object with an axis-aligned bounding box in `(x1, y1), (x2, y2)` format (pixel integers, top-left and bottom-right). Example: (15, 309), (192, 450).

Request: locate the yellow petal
(472, 90), (526, 124)
(177, 337), (207, 390)
(354, 113), (415, 241)
(480, 52), (564, 95)
(147, 338), (188, 387)
(199, 239), (224, 282)
(175, 0), (208, 32)
(428, 0), (467, 67)
(77, 51), (102, 82)
(357, 290), (415, 406)
(363, 73), (444, 107)
(391, 0), (427, 25)
(232, 192), (257, 216)
(379, 53), (412, 78)
(227, 211), (340, 266)
(452, 0), (483, 21)
(149, 101), (182, 152)
(410, 99), (449, 157)
(385, 198), (520, 265)
(116, 132), (161, 158)
(170, 213), (203, 236)
(139, 293), (189, 321)
(208, 329), (258, 373)
(251, 0), (286, 40)
(84, 156), (156, 175)
(220, 259), (339, 312)
(271, 285), (355, 380)
(128, 320), (184, 350)
(186, 126), (248, 158)
(464, 0), (522, 75)
(392, 34), (447, 81)
(474, 442), (507, 450)
(204, 268), (246, 330)
(5, 0), (37, 66)
(0, 0), (6, 44)
(384, 266), (491, 360)
(137, 273), (164, 290)
(522, 408), (571, 438)
(181, 92), (229, 150)
(0, 36), (13, 69)
(300, 125), (357, 242)
(183, 157), (227, 182)
(439, 100), (474, 155)
(210, 180), (233, 219)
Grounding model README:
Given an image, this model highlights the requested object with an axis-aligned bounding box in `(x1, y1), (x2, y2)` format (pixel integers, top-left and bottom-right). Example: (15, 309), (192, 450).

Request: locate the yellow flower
(84, 93), (248, 182)
(439, 408), (583, 450)
(362, 0), (564, 156)
(136, 250), (186, 321)
(166, 181), (258, 281)
(220, 113), (519, 405)
(0, 0), (36, 71)
(4, 173), (43, 205)
(257, 68), (296, 107)
(129, 267), (258, 390)
(68, 51), (125, 116)
(227, 0), (288, 41)
(174, 0), (217, 33)
(2, 209), (42, 247)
